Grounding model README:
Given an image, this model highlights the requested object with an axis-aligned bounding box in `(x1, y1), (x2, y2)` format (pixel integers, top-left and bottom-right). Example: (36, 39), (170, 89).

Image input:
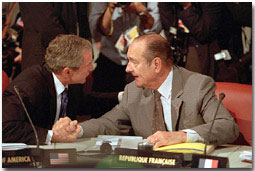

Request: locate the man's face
(69, 50), (93, 84)
(126, 42), (157, 89)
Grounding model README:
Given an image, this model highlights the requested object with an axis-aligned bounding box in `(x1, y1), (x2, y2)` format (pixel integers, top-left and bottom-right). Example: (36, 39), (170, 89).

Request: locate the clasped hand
(52, 117), (81, 143)
(147, 131), (187, 150)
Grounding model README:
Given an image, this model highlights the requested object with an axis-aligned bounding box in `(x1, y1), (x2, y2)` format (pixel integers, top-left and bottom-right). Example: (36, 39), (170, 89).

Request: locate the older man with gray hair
(52, 34), (239, 148)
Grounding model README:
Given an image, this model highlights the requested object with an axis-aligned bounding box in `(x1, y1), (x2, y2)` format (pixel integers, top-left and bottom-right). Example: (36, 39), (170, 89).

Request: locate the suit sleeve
(190, 76), (239, 145)
(79, 84), (131, 137)
(19, 2), (68, 48)
(2, 86), (48, 145)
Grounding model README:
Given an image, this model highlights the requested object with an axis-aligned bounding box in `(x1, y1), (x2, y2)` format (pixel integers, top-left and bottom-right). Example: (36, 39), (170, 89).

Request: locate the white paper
(2, 143), (29, 151)
(96, 135), (143, 149)
(239, 151), (252, 161)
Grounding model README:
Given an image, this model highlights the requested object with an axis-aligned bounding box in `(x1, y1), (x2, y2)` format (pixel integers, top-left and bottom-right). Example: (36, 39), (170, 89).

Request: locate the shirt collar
(157, 66), (173, 99)
(52, 73), (68, 96)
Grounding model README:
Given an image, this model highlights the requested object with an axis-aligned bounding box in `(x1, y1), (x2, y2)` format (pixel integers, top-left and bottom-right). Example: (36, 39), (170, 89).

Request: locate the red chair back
(2, 70), (10, 92)
(215, 82), (252, 146)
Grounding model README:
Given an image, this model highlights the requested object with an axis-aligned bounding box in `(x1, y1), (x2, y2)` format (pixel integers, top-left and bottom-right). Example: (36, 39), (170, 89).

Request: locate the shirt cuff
(78, 125), (84, 138)
(45, 130), (53, 145)
(182, 129), (204, 143)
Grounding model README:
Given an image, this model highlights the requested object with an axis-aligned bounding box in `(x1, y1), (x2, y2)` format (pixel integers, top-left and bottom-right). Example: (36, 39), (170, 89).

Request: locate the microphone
(12, 86), (78, 167)
(14, 86), (39, 150)
(203, 93), (225, 155)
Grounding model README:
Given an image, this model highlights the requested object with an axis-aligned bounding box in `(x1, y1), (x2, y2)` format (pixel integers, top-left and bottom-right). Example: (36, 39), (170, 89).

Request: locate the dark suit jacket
(19, 2), (91, 71)
(2, 63), (85, 145)
(80, 65), (239, 145)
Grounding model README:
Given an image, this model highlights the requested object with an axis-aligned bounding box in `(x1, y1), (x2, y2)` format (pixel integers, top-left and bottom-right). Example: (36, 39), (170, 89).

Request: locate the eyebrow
(128, 56), (137, 62)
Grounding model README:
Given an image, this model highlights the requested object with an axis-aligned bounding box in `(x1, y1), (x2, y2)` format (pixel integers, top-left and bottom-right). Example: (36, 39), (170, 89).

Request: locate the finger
(70, 120), (78, 127)
(65, 120), (77, 132)
(153, 140), (168, 150)
(62, 117), (72, 125)
(54, 124), (69, 138)
(147, 135), (154, 143)
(76, 125), (82, 135)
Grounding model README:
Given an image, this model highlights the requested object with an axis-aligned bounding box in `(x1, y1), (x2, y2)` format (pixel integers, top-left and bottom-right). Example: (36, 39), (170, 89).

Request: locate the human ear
(62, 67), (71, 76)
(153, 57), (162, 73)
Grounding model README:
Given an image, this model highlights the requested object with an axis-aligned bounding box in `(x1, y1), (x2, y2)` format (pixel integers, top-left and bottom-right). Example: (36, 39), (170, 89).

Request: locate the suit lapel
(141, 88), (154, 131)
(171, 65), (184, 131)
(43, 64), (57, 126)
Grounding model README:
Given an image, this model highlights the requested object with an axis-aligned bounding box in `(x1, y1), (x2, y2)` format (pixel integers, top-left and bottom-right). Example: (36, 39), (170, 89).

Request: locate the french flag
(198, 158), (219, 168)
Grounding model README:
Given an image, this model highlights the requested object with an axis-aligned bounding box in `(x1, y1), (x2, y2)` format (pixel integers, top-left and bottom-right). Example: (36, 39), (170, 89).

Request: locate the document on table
(239, 151), (252, 162)
(96, 135), (145, 150)
(2, 143), (29, 151)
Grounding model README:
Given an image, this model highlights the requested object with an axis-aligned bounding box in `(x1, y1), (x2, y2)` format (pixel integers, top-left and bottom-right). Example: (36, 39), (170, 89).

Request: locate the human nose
(125, 62), (133, 73)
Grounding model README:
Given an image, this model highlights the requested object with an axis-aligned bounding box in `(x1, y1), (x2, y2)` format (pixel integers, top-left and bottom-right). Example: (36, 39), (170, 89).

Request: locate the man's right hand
(52, 117), (81, 143)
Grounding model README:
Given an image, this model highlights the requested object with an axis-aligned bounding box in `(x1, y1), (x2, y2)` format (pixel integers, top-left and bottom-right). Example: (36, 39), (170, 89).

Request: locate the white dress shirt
(156, 67), (204, 143)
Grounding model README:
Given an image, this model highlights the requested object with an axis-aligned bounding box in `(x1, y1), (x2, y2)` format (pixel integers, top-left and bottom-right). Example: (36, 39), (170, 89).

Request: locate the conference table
(28, 137), (252, 168)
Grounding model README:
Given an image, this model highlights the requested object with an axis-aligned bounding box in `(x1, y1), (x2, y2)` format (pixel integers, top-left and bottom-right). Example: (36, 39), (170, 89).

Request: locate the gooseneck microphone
(14, 85), (39, 149)
(203, 93), (225, 156)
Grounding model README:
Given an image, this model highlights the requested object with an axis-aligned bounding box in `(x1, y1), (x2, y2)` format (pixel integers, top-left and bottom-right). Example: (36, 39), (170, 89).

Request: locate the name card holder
(112, 148), (184, 168)
(2, 148), (34, 168)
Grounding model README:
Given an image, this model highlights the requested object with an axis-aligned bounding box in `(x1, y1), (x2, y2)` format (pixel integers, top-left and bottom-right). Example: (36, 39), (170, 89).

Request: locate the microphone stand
(191, 93), (228, 168)
(14, 86), (41, 167)
(13, 86), (77, 168)
(204, 93), (225, 155)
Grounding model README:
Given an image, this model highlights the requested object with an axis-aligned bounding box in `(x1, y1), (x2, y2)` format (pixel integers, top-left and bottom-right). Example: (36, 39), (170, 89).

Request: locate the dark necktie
(59, 88), (68, 118)
(152, 90), (167, 133)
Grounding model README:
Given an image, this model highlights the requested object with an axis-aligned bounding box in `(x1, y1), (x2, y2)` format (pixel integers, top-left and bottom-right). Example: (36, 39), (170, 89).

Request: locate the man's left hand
(147, 131), (187, 150)
(52, 117), (81, 143)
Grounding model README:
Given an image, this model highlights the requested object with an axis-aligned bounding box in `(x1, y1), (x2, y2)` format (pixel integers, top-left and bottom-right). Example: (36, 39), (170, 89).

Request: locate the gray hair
(133, 34), (173, 66)
(45, 34), (92, 73)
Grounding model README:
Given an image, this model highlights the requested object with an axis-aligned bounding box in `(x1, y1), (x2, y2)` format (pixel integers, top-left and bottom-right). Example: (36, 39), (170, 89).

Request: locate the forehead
(127, 41), (145, 59)
(79, 50), (92, 66)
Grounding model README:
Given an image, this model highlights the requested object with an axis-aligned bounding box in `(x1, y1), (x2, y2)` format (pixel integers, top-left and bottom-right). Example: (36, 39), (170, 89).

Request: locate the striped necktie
(59, 88), (68, 118)
(152, 90), (167, 133)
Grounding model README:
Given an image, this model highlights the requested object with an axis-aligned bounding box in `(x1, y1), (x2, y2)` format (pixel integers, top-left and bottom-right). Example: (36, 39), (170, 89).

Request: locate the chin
(135, 81), (143, 88)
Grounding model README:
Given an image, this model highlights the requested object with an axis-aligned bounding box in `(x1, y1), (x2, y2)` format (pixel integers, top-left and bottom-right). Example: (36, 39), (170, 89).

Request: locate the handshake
(51, 117), (82, 143)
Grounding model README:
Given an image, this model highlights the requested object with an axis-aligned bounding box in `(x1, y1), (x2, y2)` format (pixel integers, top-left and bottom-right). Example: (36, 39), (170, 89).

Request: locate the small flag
(198, 158), (219, 168)
(178, 19), (190, 33)
(50, 153), (69, 165)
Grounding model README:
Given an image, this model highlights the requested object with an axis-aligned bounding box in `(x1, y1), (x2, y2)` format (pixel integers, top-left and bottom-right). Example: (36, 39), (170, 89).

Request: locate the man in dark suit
(52, 34), (238, 148)
(2, 34), (93, 145)
(19, 2), (91, 71)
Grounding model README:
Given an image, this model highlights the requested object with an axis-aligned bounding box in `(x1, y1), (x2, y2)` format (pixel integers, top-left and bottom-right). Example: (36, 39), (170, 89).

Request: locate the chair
(2, 70), (10, 92)
(215, 82), (252, 146)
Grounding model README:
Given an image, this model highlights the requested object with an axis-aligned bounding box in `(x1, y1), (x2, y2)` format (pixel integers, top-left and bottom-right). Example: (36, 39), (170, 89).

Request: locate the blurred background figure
(223, 2), (252, 84)
(88, 2), (162, 117)
(158, 2), (252, 84)
(2, 2), (23, 80)
(19, 2), (91, 71)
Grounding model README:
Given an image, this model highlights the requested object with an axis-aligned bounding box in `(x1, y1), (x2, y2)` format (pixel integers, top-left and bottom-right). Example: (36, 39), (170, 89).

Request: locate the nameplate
(2, 148), (33, 168)
(113, 148), (184, 168)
